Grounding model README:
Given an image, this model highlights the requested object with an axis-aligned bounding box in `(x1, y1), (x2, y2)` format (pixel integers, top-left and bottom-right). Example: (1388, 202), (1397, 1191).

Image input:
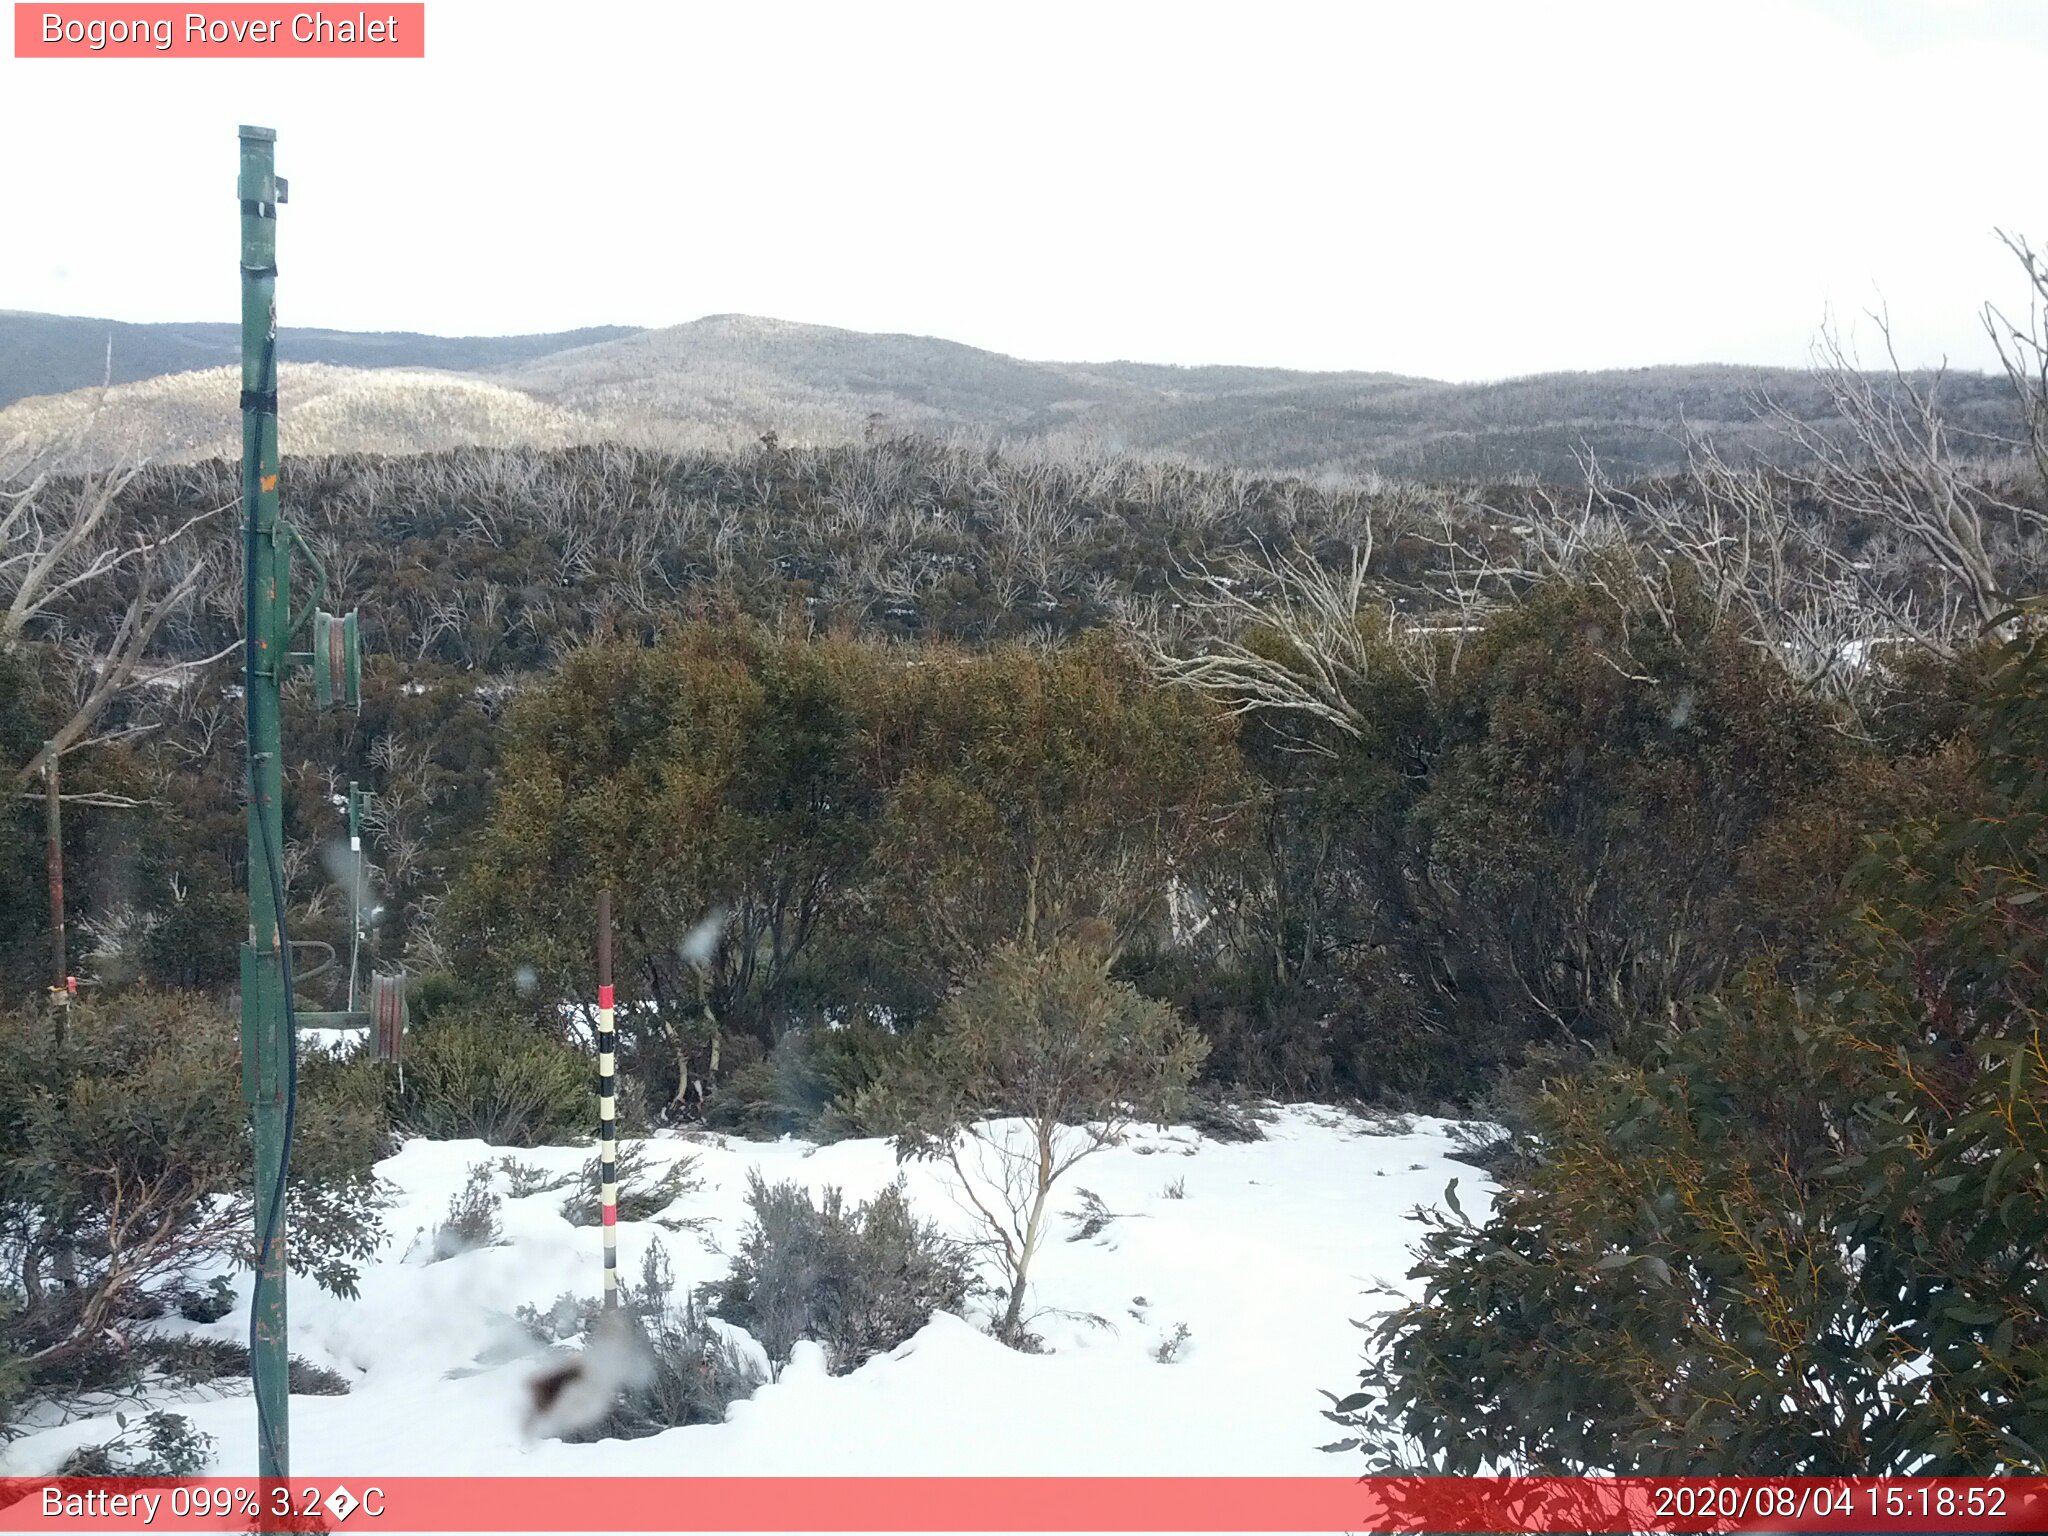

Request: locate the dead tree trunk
(44, 744), (66, 1040)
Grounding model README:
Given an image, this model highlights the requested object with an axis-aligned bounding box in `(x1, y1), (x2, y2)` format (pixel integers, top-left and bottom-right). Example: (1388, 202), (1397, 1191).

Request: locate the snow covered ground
(1, 1106), (1490, 1479)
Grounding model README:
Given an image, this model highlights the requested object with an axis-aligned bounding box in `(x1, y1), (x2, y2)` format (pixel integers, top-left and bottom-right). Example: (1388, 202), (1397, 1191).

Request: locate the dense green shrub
(1329, 627), (2048, 1473)
(443, 623), (893, 1115)
(11, 434), (2034, 1128)
(0, 648), (54, 993)
(447, 625), (1246, 1121)
(701, 1023), (908, 1139)
(393, 1008), (589, 1146)
(1123, 955), (1338, 1102)
(697, 1056), (796, 1138)
(1382, 577), (1841, 1092)
(706, 1172), (975, 1374)
(0, 1298), (27, 1438)
(1189, 571), (1874, 1104)
(0, 990), (385, 1412)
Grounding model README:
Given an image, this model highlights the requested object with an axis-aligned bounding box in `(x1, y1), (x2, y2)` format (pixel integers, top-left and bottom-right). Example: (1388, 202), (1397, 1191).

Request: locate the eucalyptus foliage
(1331, 626), (2048, 1472)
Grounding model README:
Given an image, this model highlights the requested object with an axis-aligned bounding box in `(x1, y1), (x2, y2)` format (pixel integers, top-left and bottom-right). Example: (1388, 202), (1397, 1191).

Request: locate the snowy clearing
(1, 1106), (1489, 1478)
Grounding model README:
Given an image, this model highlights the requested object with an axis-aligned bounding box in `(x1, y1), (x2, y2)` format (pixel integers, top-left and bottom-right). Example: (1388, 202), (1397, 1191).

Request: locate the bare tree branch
(2, 450), (224, 786)
(1137, 538), (1379, 751)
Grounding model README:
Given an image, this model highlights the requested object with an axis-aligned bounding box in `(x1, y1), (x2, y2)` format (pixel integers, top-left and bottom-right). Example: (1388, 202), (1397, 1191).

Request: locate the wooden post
(596, 888), (619, 1309)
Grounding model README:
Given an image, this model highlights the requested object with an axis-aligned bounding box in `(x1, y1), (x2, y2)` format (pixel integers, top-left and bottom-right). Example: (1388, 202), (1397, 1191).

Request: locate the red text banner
(1, 1477), (2046, 1533)
(13, 5), (425, 58)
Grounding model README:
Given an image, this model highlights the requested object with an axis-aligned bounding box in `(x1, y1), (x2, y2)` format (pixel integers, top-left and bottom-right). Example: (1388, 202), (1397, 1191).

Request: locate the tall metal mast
(236, 127), (394, 1481)
(237, 122), (293, 1481)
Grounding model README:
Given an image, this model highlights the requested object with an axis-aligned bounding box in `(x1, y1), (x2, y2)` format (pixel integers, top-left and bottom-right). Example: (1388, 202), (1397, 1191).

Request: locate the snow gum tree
(860, 932), (1207, 1343)
(445, 619), (886, 1113)
(863, 630), (1249, 989)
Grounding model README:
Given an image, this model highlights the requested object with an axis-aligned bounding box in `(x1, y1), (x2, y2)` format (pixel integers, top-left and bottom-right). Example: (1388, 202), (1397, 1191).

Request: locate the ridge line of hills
(0, 308), (2021, 482)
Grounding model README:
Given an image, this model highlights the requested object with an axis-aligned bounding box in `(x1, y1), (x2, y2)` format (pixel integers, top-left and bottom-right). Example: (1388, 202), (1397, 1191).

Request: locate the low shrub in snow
(560, 1144), (702, 1226)
(166, 1276), (237, 1323)
(142, 1337), (349, 1395)
(1064, 1188), (1122, 1241)
(1184, 1094), (1268, 1144)
(516, 1293), (591, 1346)
(611, 1247), (763, 1438)
(496, 1156), (575, 1198)
(521, 1244), (763, 1442)
(394, 1008), (589, 1147)
(705, 1172), (976, 1376)
(58, 1411), (214, 1476)
(431, 1164), (506, 1259)
(289, 1358), (353, 1395)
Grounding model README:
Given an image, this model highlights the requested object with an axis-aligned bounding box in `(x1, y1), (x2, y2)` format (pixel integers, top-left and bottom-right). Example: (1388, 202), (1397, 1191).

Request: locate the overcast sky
(3, 0), (2043, 380)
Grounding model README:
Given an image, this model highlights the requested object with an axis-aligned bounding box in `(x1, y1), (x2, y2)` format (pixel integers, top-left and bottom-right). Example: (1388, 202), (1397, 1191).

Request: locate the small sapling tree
(859, 931), (1206, 1344)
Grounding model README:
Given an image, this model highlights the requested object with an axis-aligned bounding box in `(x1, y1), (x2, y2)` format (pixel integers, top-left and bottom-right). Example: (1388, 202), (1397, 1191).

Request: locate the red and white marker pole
(596, 888), (619, 1310)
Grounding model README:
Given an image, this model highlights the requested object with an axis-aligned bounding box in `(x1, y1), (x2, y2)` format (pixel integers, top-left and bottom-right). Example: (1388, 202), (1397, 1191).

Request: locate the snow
(0, 1106), (1490, 1480)
(297, 1027), (367, 1058)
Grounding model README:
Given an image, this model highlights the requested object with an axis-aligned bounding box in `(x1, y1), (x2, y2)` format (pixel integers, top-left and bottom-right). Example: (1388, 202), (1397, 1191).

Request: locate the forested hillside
(0, 310), (637, 408)
(5, 335), (2045, 1467)
(5, 422), (2041, 1080)
(4, 309), (2022, 481)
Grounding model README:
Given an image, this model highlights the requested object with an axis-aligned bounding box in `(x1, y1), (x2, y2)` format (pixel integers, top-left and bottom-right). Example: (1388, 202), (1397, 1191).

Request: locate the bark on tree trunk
(696, 966), (721, 1100)
(44, 745), (66, 1042)
(1022, 846), (1040, 951)
(1000, 1130), (1056, 1341)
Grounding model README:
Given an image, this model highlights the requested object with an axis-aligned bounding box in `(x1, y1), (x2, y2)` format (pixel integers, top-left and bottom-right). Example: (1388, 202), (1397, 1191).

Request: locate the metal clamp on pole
(312, 609), (363, 711)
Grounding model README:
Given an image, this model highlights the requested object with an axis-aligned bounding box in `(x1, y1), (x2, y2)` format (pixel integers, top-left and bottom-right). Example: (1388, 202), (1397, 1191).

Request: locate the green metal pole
(237, 123), (291, 1483)
(347, 783), (364, 1012)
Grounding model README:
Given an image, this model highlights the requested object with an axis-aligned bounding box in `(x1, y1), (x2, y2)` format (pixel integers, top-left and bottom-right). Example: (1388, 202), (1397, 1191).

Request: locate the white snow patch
(0, 1106), (1489, 1478)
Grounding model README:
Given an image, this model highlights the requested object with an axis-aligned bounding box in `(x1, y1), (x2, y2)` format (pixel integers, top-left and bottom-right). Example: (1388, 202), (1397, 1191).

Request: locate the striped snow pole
(596, 888), (619, 1311)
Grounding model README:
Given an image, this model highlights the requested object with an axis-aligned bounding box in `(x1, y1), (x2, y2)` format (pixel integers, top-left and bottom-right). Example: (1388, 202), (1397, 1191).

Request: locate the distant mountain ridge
(0, 310), (639, 407)
(0, 309), (2021, 482)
